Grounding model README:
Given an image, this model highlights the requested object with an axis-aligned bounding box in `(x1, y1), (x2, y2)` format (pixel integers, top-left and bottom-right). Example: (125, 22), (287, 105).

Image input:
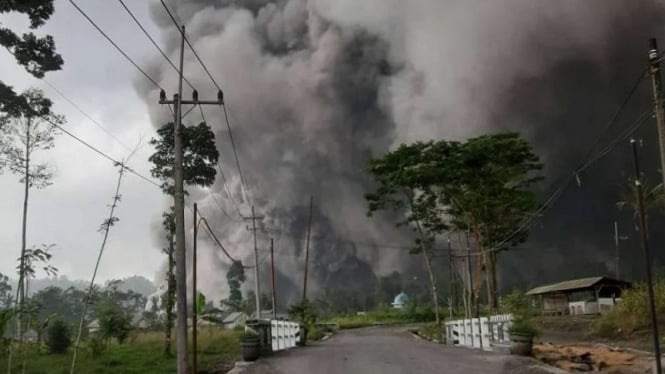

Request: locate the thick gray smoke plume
(141, 0), (665, 303)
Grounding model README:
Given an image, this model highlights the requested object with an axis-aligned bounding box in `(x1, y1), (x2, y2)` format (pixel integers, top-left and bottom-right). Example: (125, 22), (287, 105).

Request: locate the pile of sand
(533, 343), (654, 373)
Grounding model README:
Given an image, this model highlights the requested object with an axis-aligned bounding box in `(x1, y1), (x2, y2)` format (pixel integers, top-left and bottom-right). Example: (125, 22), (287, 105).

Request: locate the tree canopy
(148, 122), (219, 195)
(0, 0), (63, 115)
(365, 132), (543, 312)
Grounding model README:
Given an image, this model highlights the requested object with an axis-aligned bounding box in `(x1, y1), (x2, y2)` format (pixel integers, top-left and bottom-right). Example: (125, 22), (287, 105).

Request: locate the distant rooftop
(526, 276), (631, 296)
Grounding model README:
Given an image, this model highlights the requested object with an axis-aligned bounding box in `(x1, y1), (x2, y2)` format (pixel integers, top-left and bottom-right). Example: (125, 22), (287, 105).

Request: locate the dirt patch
(533, 343), (654, 373)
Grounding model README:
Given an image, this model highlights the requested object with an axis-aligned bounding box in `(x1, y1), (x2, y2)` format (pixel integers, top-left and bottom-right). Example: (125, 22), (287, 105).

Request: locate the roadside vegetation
(590, 279), (665, 339)
(0, 330), (242, 374)
(331, 305), (436, 330)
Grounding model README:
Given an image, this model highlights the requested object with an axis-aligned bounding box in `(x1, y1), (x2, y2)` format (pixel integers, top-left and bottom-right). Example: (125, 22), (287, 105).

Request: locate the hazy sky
(0, 0), (169, 283)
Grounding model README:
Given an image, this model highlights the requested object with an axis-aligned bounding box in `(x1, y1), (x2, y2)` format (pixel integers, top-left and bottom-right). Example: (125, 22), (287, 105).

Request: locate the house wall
(598, 297), (620, 314)
(542, 294), (568, 314)
(569, 301), (599, 315)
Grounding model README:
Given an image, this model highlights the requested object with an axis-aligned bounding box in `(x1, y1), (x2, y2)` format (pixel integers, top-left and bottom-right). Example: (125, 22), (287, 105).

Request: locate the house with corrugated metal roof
(526, 276), (631, 315)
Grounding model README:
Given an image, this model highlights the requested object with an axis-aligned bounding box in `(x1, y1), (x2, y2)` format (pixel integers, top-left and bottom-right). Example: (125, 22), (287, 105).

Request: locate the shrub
(87, 333), (105, 357)
(45, 319), (71, 354)
(502, 290), (533, 320)
(509, 319), (539, 337)
(591, 281), (665, 337)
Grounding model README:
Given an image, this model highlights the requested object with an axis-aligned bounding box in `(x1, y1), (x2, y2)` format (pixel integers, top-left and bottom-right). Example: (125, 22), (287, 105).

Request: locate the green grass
(0, 329), (242, 374)
(330, 307), (435, 330)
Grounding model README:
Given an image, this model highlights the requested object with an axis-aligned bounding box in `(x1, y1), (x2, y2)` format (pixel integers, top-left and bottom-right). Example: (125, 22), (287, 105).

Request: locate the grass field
(331, 308), (435, 330)
(0, 329), (242, 374)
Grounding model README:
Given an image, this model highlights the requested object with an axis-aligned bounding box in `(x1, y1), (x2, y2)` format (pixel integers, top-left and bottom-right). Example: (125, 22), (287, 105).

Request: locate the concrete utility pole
(158, 25), (224, 374)
(631, 139), (662, 374)
(270, 237), (277, 319)
(302, 196), (313, 301)
(244, 206), (264, 318)
(192, 203), (198, 374)
(648, 38), (665, 188)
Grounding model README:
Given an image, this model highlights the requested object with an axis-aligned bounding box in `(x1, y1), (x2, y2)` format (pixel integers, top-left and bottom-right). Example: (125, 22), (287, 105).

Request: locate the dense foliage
(45, 319), (71, 354)
(366, 133), (542, 315)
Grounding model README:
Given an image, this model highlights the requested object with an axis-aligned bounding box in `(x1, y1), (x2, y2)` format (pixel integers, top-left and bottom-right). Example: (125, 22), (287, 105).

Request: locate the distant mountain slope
(9, 275), (157, 297)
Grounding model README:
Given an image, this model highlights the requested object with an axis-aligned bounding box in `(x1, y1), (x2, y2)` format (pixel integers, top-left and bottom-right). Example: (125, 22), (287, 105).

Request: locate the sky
(0, 0), (170, 283)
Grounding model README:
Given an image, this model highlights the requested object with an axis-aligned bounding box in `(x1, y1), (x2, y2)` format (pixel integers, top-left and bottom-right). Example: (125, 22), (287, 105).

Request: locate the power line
(159, 0), (221, 91)
(489, 102), (652, 253)
(221, 104), (249, 202)
(67, 0), (162, 89)
(159, 0), (251, 205)
(41, 79), (134, 152)
(45, 117), (162, 189)
(198, 215), (255, 268)
(116, 0), (195, 90)
(198, 104), (244, 218)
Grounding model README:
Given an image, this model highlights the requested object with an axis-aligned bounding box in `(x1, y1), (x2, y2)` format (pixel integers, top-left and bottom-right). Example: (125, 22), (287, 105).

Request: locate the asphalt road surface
(239, 327), (563, 374)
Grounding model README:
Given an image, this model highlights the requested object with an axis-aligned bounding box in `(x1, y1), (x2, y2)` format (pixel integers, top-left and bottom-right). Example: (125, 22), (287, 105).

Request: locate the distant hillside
(10, 275), (157, 297)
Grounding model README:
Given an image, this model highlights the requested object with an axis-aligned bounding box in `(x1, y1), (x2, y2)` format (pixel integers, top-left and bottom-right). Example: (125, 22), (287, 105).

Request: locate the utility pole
(158, 25), (224, 374)
(648, 38), (665, 188)
(243, 206), (264, 318)
(447, 236), (455, 317)
(302, 196), (313, 301)
(465, 231), (474, 347)
(270, 237), (277, 319)
(613, 221), (628, 279)
(192, 203), (198, 374)
(631, 139), (662, 374)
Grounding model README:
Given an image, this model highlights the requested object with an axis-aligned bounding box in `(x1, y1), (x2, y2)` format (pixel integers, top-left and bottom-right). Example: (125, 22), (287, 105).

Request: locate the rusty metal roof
(526, 276), (629, 296)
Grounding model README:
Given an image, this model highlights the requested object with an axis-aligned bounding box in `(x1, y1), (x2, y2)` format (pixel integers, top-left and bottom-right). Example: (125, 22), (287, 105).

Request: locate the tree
(45, 319), (70, 354)
(14, 244), (58, 342)
(0, 1), (63, 115)
(148, 121), (219, 195)
(222, 260), (246, 312)
(1, 88), (63, 331)
(96, 303), (132, 348)
(0, 272), (12, 309)
(149, 121), (218, 355)
(434, 133), (542, 313)
(366, 141), (448, 327)
(616, 177), (665, 234)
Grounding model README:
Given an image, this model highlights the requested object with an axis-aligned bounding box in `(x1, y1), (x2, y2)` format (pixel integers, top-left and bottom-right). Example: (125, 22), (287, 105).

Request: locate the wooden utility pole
(192, 203), (198, 374)
(648, 38), (665, 188)
(302, 196), (313, 301)
(158, 25), (224, 374)
(243, 206), (264, 318)
(270, 237), (277, 319)
(631, 139), (662, 374)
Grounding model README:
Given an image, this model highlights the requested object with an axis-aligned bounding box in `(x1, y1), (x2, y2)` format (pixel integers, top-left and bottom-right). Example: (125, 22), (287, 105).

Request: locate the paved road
(239, 327), (562, 374)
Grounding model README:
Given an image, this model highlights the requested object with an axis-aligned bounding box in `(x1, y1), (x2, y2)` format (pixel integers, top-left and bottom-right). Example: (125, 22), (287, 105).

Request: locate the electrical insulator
(159, 89), (166, 101)
(192, 90), (199, 102)
(217, 90), (224, 104)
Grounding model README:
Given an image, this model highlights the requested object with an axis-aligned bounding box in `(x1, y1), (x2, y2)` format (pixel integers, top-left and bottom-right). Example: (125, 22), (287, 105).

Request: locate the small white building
(392, 292), (408, 309)
(222, 312), (248, 329)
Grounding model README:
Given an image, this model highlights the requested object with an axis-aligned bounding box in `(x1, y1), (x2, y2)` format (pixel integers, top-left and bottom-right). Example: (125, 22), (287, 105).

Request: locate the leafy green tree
(0, 0), (63, 115)
(1, 88), (63, 327)
(149, 121), (218, 355)
(433, 133), (542, 312)
(45, 318), (70, 354)
(366, 141), (448, 326)
(14, 244), (58, 343)
(148, 121), (219, 195)
(96, 303), (132, 348)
